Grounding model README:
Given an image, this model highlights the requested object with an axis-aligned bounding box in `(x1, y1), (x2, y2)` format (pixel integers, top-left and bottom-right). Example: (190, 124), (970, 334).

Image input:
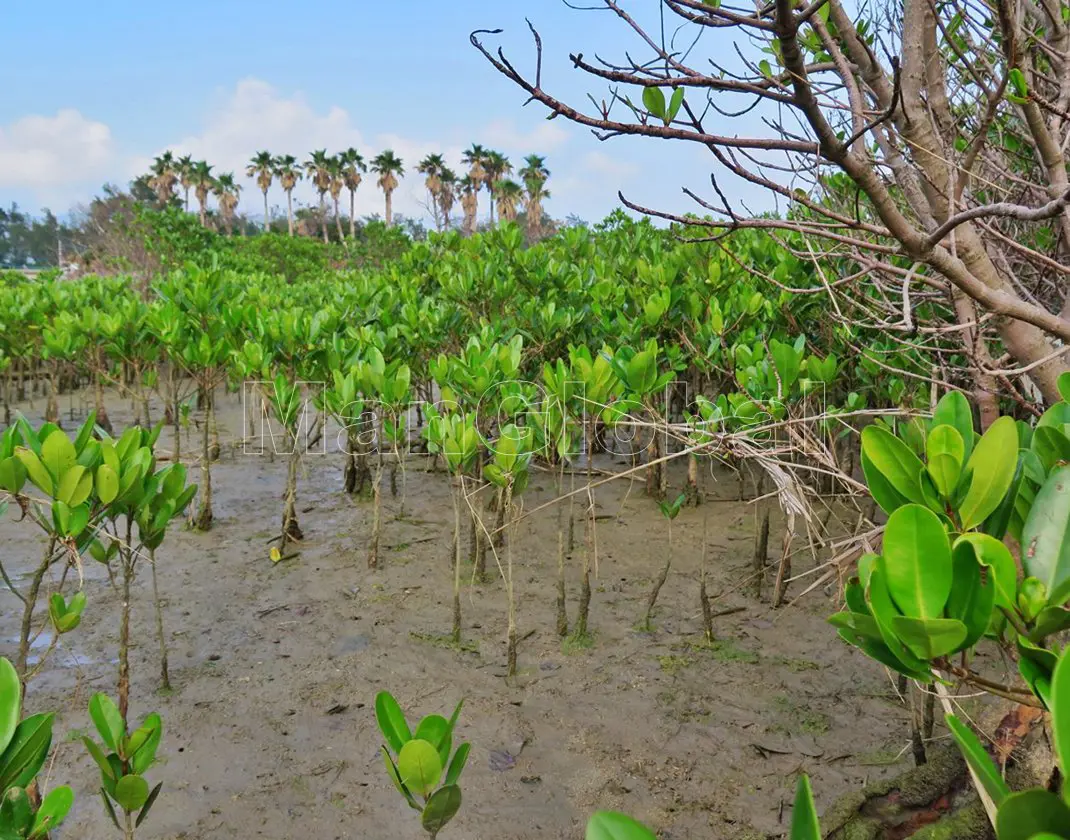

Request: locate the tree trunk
(334, 196), (345, 242)
(320, 194), (329, 243)
(349, 189), (356, 239)
(195, 392), (213, 530)
(287, 191), (294, 237)
(118, 559), (133, 725)
(385, 191), (393, 227)
(150, 548), (171, 692)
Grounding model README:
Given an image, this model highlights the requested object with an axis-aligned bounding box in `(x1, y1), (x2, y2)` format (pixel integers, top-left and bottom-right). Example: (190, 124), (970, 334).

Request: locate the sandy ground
(0, 386), (912, 839)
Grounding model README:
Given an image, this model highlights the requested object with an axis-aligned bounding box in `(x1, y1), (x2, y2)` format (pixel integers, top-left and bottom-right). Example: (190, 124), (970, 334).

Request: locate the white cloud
(0, 109), (113, 189)
(482, 118), (569, 153)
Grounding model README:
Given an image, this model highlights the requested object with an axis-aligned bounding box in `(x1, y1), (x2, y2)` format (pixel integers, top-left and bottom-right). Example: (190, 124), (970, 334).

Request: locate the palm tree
(494, 179), (524, 223)
(177, 154), (195, 211)
(327, 154), (346, 242)
(438, 167), (458, 230)
(340, 148), (367, 238)
(148, 151), (178, 207)
(461, 144), (487, 224)
(459, 176), (479, 236)
(417, 153), (447, 230)
(273, 155), (302, 236)
(520, 154), (551, 241)
(371, 150), (404, 226)
(213, 173), (241, 235)
(483, 150), (511, 224)
(246, 151), (275, 232)
(189, 161), (215, 227)
(304, 149), (334, 243)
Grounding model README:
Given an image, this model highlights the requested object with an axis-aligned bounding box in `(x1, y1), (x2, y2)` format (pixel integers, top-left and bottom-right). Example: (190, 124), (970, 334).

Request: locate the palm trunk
(385, 190), (393, 226)
(333, 196), (345, 242)
(349, 189), (356, 238)
(287, 190), (295, 237)
(320, 193), (328, 243)
(263, 190), (270, 232)
(199, 199), (206, 228)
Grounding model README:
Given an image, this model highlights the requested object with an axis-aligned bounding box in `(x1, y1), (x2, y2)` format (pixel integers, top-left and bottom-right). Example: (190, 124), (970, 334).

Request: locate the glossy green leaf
(40, 432), (76, 485)
(397, 738), (442, 798)
(82, 737), (115, 780)
(374, 691), (411, 755)
(381, 747), (419, 810)
(113, 775), (150, 813)
(996, 789), (1070, 840)
(135, 781), (163, 828)
(641, 86), (666, 121)
(890, 615), (968, 659)
(944, 714), (1010, 806)
(444, 742), (470, 787)
(1022, 466), (1070, 608)
(29, 785), (73, 836)
(926, 425), (964, 498)
(15, 450), (52, 496)
(860, 425), (926, 506)
(789, 774), (820, 840)
(95, 464), (119, 505)
(0, 714), (53, 791)
(883, 505), (952, 619)
(586, 811), (658, 840)
(952, 533), (1017, 611)
(414, 714), (452, 768)
(958, 416), (1018, 529)
(945, 548), (995, 650)
(421, 784), (463, 834)
(0, 660), (20, 758)
(932, 391), (975, 464)
(863, 561), (932, 678)
(89, 694), (123, 753)
(1051, 644), (1070, 783)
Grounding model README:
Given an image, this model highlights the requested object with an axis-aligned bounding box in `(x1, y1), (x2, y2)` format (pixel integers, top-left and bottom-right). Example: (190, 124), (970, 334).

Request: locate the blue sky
(0, 1), (773, 225)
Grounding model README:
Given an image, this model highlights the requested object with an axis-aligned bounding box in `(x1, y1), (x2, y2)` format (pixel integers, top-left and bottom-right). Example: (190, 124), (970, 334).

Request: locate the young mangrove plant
(0, 657), (75, 839)
(94, 425), (196, 703)
(642, 492), (685, 632)
(483, 423), (533, 678)
(375, 691), (469, 840)
(0, 414), (104, 682)
(82, 692), (163, 840)
(425, 408), (479, 644)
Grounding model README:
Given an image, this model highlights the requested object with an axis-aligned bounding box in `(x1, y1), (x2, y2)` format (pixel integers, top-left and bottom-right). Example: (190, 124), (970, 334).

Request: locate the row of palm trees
(146, 145), (551, 242)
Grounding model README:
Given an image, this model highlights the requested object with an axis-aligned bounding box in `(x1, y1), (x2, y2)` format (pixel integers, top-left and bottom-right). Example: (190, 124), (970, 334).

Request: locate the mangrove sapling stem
(909, 686), (926, 766)
(368, 419), (385, 569)
(922, 689), (935, 741)
(772, 512), (796, 608)
(555, 459), (568, 638)
(124, 810), (135, 840)
(195, 389), (213, 530)
(452, 476), (464, 644)
(281, 434), (303, 549)
(577, 490), (594, 637)
(149, 548), (171, 692)
(493, 487), (506, 550)
(700, 517), (713, 644)
(118, 526), (134, 725)
(752, 474), (769, 600)
(505, 485), (518, 679)
(16, 538), (57, 682)
(643, 518), (672, 631)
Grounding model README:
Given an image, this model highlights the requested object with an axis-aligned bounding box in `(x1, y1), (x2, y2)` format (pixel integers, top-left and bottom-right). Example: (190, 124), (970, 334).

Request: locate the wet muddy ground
(0, 388), (913, 839)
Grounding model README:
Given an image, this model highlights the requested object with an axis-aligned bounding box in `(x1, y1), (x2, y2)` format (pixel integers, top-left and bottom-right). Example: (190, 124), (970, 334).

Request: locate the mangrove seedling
(0, 657), (75, 838)
(642, 492), (686, 631)
(375, 691), (469, 840)
(82, 693), (163, 840)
